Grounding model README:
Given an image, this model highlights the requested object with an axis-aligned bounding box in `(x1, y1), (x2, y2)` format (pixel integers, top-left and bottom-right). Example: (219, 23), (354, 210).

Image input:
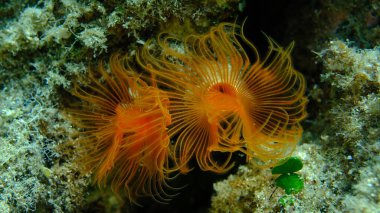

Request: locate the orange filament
(69, 54), (177, 203)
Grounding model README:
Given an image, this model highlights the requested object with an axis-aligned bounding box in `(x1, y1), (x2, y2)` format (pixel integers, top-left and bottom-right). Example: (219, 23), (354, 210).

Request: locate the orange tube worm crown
(69, 54), (177, 203)
(137, 23), (308, 173)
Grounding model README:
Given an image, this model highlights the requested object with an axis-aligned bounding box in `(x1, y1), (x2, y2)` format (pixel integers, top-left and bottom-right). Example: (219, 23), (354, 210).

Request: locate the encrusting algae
(69, 22), (307, 203)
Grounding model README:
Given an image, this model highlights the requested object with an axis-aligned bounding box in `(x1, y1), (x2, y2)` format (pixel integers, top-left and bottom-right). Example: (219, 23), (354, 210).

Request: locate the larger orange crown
(138, 22), (308, 173)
